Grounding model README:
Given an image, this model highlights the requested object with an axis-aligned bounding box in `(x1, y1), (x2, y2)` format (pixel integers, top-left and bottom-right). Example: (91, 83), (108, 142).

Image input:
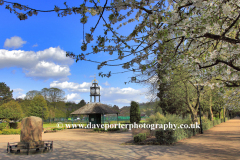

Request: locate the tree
(130, 101), (141, 123)
(66, 101), (78, 118)
(1, 1), (239, 88)
(0, 82), (13, 105)
(0, 100), (23, 121)
(25, 90), (41, 100)
(48, 87), (66, 109)
(112, 105), (120, 113)
(40, 88), (49, 101)
(19, 99), (32, 117)
(155, 64), (202, 122)
(221, 87), (240, 117)
(48, 108), (55, 122)
(28, 95), (49, 120)
(78, 99), (86, 108)
(25, 87), (66, 120)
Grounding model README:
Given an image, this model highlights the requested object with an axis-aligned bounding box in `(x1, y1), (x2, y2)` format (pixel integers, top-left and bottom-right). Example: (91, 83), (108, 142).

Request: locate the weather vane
(92, 74), (98, 84)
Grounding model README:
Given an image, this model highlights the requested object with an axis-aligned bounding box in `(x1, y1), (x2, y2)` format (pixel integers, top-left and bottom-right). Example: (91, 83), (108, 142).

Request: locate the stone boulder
(20, 116), (43, 143)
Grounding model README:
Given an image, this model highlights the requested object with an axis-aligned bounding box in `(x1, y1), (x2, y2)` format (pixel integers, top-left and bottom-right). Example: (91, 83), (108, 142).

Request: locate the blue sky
(0, 0), (156, 108)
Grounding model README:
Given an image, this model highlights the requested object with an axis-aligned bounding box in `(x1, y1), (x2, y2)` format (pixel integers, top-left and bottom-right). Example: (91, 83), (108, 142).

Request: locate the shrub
(122, 128), (128, 132)
(153, 115), (228, 145)
(152, 114), (193, 144)
(146, 112), (166, 125)
(0, 122), (8, 130)
(134, 133), (146, 142)
(93, 128), (106, 132)
(154, 112), (166, 124)
(107, 128), (120, 131)
(9, 122), (21, 129)
(155, 129), (177, 145)
(0, 131), (2, 134)
(130, 101), (141, 124)
(212, 119), (221, 126)
(132, 128), (151, 138)
(94, 128), (99, 131)
(1, 129), (21, 135)
(52, 127), (62, 131)
(201, 116), (213, 130)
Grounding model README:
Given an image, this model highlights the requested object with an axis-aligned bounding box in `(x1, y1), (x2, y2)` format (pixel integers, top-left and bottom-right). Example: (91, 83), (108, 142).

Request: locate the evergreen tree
(112, 105), (120, 113)
(130, 101), (141, 124)
(78, 99), (86, 108)
(0, 82), (13, 106)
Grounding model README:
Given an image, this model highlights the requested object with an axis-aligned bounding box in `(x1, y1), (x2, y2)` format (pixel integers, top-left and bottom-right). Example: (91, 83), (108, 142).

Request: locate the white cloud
(0, 46), (74, 81)
(66, 93), (81, 103)
(51, 81), (147, 106)
(24, 61), (71, 80)
(13, 88), (26, 99)
(50, 81), (91, 92)
(101, 87), (146, 104)
(103, 81), (110, 86)
(32, 43), (38, 47)
(4, 36), (27, 49)
(36, 47), (73, 65)
(13, 88), (24, 93)
(114, 99), (131, 103)
(17, 93), (26, 99)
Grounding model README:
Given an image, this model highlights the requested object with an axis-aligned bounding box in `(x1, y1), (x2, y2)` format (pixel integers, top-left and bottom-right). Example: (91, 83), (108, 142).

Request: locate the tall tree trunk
(223, 107), (225, 119)
(183, 81), (199, 123)
(192, 111), (198, 123)
(209, 91), (214, 121)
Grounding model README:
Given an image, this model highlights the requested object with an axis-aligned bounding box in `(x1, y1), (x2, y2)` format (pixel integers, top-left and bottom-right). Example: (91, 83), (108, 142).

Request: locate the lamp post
(197, 85), (204, 134)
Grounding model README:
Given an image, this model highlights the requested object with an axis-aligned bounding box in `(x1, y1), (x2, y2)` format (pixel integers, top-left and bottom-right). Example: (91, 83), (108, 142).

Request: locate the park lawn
(43, 122), (87, 128)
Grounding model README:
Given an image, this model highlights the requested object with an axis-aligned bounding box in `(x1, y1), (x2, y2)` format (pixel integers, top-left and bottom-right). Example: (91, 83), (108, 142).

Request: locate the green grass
(43, 122), (88, 128)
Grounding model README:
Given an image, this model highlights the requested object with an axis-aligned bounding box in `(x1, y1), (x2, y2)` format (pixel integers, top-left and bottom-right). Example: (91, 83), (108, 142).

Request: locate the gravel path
(0, 118), (239, 160)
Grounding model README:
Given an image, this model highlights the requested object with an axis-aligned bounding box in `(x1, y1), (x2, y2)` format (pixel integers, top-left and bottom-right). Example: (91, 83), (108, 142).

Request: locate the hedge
(134, 133), (146, 142)
(93, 127), (120, 132)
(155, 117), (229, 145)
(0, 129), (21, 135)
(93, 128), (106, 132)
(107, 127), (120, 132)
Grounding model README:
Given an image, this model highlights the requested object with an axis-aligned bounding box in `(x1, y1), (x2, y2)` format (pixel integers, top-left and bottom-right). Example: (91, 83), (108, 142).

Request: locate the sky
(0, 0), (156, 108)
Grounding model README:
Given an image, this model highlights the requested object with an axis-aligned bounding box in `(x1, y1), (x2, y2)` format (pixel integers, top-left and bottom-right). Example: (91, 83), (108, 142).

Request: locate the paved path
(0, 118), (239, 160)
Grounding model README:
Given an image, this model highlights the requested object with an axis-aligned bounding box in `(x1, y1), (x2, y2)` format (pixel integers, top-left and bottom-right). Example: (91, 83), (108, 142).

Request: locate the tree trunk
(209, 91), (214, 121)
(223, 108), (225, 119)
(205, 112), (208, 119)
(192, 112), (198, 123)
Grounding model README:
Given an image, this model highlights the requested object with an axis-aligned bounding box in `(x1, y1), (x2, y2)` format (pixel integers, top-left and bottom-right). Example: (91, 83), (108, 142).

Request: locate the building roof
(71, 103), (119, 115)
